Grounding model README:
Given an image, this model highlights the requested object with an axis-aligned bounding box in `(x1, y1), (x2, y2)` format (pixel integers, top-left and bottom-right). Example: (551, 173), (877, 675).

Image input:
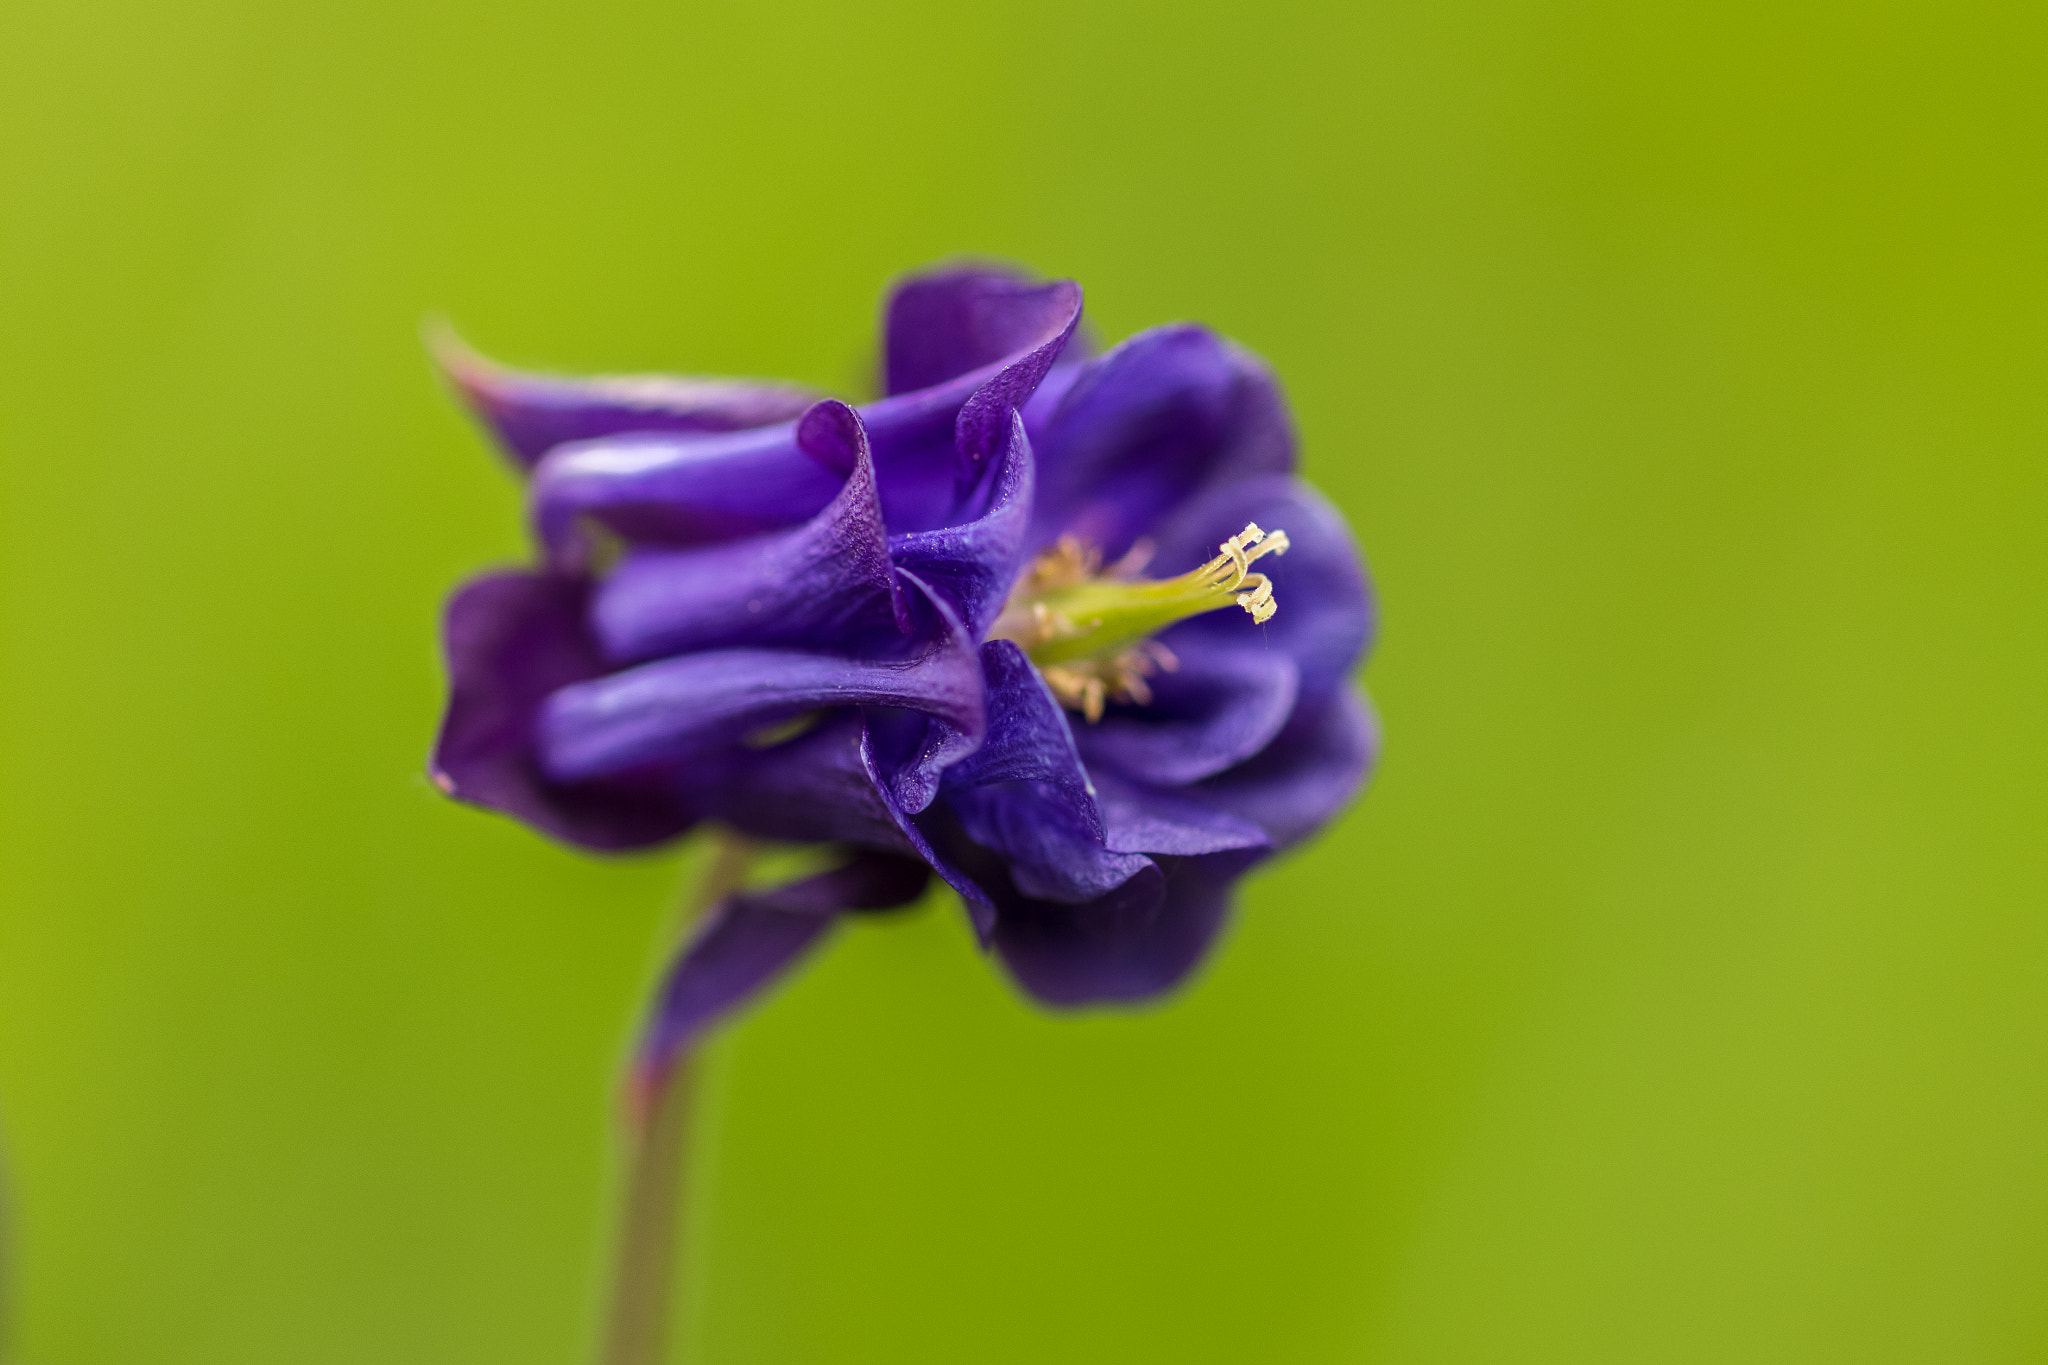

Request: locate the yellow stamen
(988, 523), (1288, 720)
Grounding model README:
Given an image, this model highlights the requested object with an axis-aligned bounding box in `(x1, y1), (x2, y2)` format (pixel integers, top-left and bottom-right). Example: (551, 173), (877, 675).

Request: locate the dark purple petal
(631, 851), (930, 1099)
(949, 782), (1153, 904)
(883, 266), (1084, 396)
(433, 329), (819, 470)
(989, 851), (1261, 1006)
(933, 640), (1155, 906)
(941, 642), (1098, 821)
(950, 281), (1082, 475)
(1028, 325), (1295, 558)
(1151, 475), (1374, 704)
(539, 574), (984, 814)
(430, 572), (697, 850)
(1073, 647), (1300, 788)
(1092, 774), (1270, 857)
(538, 642), (982, 798)
(693, 712), (919, 853)
(860, 278), (1081, 531)
(529, 423), (844, 566)
(852, 714), (994, 926)
(1194, 688), (1379, 850)
(525, 284), (1080, 554)
(886, 412), (1034, 640)
(592, 401), (909, 663)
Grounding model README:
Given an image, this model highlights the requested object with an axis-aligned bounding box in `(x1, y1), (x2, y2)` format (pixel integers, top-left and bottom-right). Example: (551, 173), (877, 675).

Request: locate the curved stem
(598, 831), (753, 1365)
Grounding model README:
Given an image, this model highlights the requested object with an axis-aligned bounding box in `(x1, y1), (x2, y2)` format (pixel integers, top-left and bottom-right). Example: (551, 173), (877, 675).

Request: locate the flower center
(987, 522), (1290, 721)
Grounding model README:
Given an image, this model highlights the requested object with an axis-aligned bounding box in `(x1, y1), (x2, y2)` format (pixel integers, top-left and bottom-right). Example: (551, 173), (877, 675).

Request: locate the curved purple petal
(430, 572), (697, 850)
(935, 640), (1149, 905)
(529, 423), (844, 567)
(525, 283), (1080, 555)
(949, 783), (1153, 905)
(883, 267), (1084, 396)
(631, 851), (930, 1101)
(988, 850), (1261, 1006)
(1151, 475), (1374, 704)
(1193, 688), (1379, 850)
(691, 712), (919, 853)
(1073, 647), (1300, 788)
(1028, 325), (1295, 558)
(942, 642), (1098, 821)
(538, 642), (982, 795)
(539, 572), (984, 815)
(886, 411), (1035, 640)
(591, 402), (909, 663)
(950, 281), (1082, 476)
(433, 329), (820, 470)
(1092, 773), (1271, 858)
(861, 278), (1081, 531)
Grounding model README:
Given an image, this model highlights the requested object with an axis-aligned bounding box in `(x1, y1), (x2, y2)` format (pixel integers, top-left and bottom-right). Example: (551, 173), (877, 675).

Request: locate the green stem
(598, 831), (753, 1365)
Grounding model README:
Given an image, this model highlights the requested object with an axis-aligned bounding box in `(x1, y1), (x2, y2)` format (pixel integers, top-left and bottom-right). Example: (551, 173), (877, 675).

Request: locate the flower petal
(988, 850), (1261, 1006)
(933, 641), (1148, 907)
(860, 277), (1081, 531)
(1194, 688), (1379, 850)
(1028, 325), (1295, 558)
(433, 328), (820, 470)
(942, 641), (1098, 822)
(1152, 474), (1375, 704)
(949, 783), (1153, 904)
(1073, 646), (1300, 788)
(591, 401), (910, 663)
(631, 851), (930, 1100)
(530, 423), (845, 566)
(538, 577), (984, 812)
(1092, 773), (1271, 857)
(691, 712), (918, 853)
(430, 572), (697, 850)
(887, 412), (1035, 640)
(882, 266), (1086, 396)
(952, 278), (1083, 476)
(525, 284), (1081, 555)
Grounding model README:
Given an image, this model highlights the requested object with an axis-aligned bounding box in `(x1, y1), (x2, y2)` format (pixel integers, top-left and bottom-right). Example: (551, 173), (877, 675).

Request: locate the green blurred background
(2, 0), (2043, 1359)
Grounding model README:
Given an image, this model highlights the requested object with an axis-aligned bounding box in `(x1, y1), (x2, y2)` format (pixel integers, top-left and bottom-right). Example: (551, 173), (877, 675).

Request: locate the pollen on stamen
(1210, 523), (1288, 624)
(1236, 578), (1277, 624)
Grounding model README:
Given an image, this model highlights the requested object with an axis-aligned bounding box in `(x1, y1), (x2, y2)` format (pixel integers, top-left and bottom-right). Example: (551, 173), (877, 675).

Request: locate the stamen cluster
(990, 522), (1290, 721)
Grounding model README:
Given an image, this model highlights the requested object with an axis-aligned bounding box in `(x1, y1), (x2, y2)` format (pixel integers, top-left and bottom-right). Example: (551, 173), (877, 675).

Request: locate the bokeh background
(2, 0), (2043, 1360)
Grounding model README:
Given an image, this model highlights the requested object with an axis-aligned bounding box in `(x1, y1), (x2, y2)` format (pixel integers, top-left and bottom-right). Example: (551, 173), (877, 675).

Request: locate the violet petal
(1092, 773), (1271, 857)
(591, 401), (909, 663)
(430, 572), (697, 850)
(952, 279), (1082, 476)
(694, 713), (919, 854)
(1195, 689), (1379, 850)
(539, 574), (983, 812)
(632, 851), (930, 1096)
(883, 267), (1086, 396)
(936, 641), (1151, 905)
(1028, 325), (1295, 558)
(434, 329), (819, 470)
(1073, 647), (1300, 788)
(530, 423), (844, 566)
(989, 851), (1260, 1006)
(526, 283), (1079, 554)
(887, 412), (1035, 640)
(538, 642), (982, 799)
(944, 641), (1100, 825)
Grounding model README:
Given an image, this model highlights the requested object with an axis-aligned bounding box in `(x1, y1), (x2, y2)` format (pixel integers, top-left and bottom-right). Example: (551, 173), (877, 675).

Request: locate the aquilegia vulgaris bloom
(430, 264), (1377, 1095)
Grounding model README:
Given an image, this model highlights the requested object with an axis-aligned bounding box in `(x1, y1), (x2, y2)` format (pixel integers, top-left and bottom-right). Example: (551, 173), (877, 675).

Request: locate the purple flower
(431, 265), (1377, 1089)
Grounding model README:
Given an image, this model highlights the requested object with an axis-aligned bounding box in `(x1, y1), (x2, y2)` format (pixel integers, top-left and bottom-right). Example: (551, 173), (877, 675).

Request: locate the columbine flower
(431, 265), (1376, 1091)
